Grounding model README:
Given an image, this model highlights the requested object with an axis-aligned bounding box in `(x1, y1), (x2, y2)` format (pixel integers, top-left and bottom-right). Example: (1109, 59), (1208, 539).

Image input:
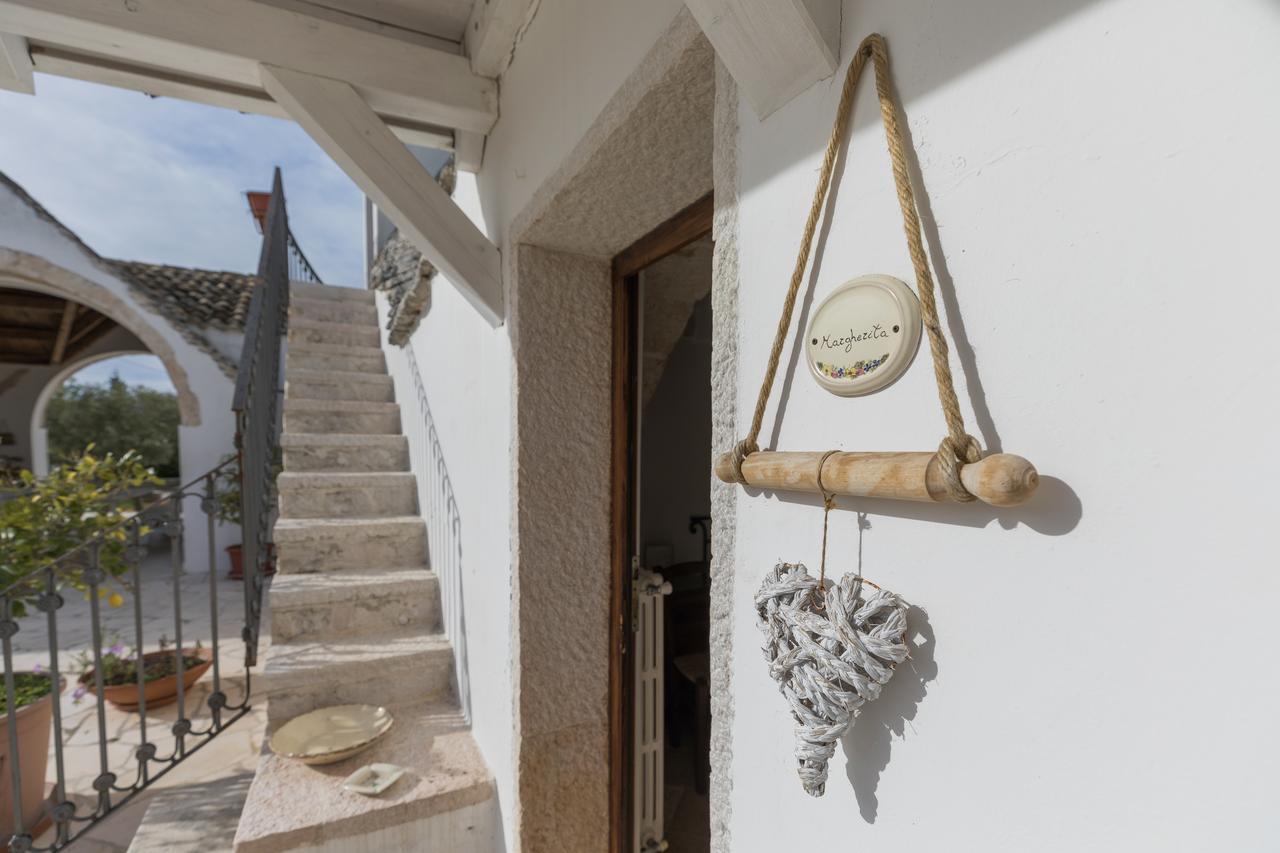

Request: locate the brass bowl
(269, 704), (393, 765)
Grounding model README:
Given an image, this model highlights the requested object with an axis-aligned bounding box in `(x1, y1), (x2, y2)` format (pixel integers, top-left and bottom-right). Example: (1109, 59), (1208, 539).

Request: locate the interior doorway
(612, 197), (713, 853)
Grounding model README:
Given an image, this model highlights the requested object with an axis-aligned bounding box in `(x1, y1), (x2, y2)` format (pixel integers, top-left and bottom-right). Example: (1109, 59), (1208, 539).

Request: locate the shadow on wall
(402, 340), (471, 719)
(843, 602), (936, 823)
(742, 0), (1108, 196)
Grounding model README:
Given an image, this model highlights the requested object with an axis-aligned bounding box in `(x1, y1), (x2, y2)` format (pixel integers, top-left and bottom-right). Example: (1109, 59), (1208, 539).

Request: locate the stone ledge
(233, 702), (493, 853)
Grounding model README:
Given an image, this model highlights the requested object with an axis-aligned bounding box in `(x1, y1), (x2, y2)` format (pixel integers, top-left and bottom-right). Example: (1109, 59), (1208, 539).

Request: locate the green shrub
(0, 446), (160, 617)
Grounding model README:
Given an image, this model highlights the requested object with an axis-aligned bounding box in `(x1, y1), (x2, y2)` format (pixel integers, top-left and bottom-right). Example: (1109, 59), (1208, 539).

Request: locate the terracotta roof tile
(107, 261), (257, 331)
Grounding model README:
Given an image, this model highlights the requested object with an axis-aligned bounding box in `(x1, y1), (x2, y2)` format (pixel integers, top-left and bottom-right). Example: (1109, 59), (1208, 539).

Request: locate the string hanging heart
(755, 562), (909, 796)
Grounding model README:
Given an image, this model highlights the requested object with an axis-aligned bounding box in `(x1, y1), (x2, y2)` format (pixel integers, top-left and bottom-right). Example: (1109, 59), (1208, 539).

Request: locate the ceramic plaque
(804, 274), (922, 396)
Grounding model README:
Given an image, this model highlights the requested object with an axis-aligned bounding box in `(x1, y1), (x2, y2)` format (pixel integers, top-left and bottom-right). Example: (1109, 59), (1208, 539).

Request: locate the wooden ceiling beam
(0, 30), (33, 93)
(49, 300), (77, 364)
(684, 0), (839, 118)
(262, 63), (504, 325)
(0, 0), (497, 133)
(62, 313), (115, 362)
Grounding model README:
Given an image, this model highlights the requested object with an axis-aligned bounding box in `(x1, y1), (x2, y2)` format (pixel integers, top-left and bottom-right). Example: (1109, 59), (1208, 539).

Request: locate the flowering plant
(71, 635), (205, 702)
(0, 446), (158, 617)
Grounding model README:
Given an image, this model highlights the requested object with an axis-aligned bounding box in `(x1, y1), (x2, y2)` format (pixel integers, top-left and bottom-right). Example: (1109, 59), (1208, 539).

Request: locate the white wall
(725, 0), (1280, 849)
(376, 3), (690, 848)
(0, 181), (239, 570)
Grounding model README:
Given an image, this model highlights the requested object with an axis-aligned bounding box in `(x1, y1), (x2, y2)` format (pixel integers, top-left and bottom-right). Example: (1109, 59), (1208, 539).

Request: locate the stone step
(285, 369), (395, 403)
(261, 631), (454, 724)
(280, 433), (409, 473)
(276, 472), (417, 518)
(274, 516), (426, 574)
(234, 701), (496, 853)
(289, 318), (381, 349)
(269, 567), (441, 644)
(287, 341), (385, 375)
(290, 281), (375, 304)
(290, 295), (378, 325)
(282, 399), (401, 435)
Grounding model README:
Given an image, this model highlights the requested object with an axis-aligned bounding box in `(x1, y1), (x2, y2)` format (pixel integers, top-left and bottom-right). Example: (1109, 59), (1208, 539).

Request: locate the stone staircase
(233, 283), (495, 853)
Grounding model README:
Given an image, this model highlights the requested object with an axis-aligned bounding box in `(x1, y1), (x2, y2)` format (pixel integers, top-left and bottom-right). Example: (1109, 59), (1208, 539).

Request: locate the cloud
(71, 354), (174, 392)
(0, 74), (365, 287)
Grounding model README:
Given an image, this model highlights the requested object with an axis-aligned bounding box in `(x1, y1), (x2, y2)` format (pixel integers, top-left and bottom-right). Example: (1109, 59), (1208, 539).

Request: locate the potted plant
(216, 454), (276, 580)
(0, 447), (156, 842)
(74, 636), (211, 711)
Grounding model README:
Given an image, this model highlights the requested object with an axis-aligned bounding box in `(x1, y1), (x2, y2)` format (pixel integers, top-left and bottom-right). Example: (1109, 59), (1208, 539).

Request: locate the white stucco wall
(375, 3), (691, 848)
(724, 0), (1280, 849)
(0, 181), (239, 570)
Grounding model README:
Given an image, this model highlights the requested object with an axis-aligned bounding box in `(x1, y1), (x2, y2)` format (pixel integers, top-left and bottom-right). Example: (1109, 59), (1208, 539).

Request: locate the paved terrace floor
(8, 542), (271, 852)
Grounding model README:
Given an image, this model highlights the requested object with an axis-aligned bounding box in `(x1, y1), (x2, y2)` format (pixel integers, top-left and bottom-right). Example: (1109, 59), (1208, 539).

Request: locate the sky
(0, 73), (369, 389)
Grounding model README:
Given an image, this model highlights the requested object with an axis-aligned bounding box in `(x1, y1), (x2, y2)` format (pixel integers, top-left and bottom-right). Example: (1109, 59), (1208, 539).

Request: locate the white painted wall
(374, 3), (691, 848)
(0, 181), (239, 570)
(725, 0), (1280, 849)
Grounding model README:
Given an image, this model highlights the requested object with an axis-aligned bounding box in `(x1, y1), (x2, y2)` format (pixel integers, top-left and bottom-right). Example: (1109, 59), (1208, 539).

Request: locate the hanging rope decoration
(716, 32), (1043, 508)
(743, 33), (972, 797)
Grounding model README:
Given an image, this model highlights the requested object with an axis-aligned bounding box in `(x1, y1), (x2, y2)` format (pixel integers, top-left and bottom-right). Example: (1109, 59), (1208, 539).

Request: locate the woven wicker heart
(755, 561), (910, 796)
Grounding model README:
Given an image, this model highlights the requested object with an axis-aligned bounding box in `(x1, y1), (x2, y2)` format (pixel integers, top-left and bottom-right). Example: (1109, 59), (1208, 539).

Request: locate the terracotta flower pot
(79, 648), (213, 711)
(226, 543), (276, 581)
(0, 675), (63, 846)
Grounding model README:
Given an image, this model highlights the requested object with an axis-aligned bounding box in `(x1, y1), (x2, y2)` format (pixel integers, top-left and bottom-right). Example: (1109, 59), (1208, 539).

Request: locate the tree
(46, 375), (180, 478)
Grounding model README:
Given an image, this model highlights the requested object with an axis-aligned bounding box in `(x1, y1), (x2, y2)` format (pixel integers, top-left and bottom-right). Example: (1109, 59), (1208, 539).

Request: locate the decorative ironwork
(1, 168), (296, 851)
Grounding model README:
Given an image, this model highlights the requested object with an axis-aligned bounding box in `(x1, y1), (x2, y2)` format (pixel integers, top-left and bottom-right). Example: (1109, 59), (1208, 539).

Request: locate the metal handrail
(2, 167), (295, 852)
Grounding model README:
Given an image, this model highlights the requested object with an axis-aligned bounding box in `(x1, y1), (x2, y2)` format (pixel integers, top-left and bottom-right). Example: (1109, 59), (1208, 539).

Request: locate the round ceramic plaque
(805, 274), (922, 396)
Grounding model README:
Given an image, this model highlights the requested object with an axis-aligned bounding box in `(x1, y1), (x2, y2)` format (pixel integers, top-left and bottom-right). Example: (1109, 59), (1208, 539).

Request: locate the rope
(727, 33), (982, 501)
(815, 449), (840, 592)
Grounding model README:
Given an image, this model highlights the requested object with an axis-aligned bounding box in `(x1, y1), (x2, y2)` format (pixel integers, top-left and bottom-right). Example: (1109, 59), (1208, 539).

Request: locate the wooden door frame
(609, 193), (713, 853)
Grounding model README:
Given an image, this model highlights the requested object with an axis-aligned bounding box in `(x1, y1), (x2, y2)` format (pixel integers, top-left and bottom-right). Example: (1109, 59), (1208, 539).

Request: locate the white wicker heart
(755, 562), (910, 796)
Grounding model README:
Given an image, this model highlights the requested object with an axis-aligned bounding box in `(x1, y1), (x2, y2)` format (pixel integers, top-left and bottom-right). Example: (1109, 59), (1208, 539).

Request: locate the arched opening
(31, 352), (180, 483)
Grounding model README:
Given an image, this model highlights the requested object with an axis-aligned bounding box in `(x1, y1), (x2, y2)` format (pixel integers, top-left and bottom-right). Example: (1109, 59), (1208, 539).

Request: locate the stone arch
(0, 248), (201, 427)
(27, 346), (164, 477)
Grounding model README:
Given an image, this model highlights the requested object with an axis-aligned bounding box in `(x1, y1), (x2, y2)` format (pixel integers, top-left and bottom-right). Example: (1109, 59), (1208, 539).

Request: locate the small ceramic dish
(269, 704), (394, 765)
(342, 762), (407, 796)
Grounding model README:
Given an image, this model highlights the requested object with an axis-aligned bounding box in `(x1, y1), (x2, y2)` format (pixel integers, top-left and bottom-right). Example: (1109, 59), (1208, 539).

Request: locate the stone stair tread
(289, 317), (377, 332)
(277, 471), (416, 488)
(281, 433), (407, 448)
(290, 282), (374, 303)
(270, 566), (436, 608)
(285, 368), (394, 386)
(282, 399), (399, 413)
(286, 340), (384, 357)
(264, 630), (451, 692)
(233, 701), (492, 853)
(274, 514), (423, 534)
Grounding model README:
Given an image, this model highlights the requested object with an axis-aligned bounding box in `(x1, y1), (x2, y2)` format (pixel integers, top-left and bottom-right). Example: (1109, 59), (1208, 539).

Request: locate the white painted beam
(0, 31), (33, 93)
(683, 0), (839, 118)
(261, 64), (504, 325)
(28, 46), (454, 151)
(454, 130), (485, 173)
(0, 0), (497, 132)
(465, 0), (535, 77)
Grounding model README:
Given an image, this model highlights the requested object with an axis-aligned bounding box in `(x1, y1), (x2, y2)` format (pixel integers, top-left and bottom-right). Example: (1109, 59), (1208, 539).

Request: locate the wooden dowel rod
(713, 450), (1039, 507)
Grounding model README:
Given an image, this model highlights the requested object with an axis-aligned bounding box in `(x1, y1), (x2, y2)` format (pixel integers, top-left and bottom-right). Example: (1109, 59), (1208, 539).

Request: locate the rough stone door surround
(504, 9), (741, 851)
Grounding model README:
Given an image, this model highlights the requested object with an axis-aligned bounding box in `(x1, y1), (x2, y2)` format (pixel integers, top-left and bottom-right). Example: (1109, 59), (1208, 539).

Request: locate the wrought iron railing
(1, 463), (252, 851)
(1, 168), (294, 851)
(233, 167), (291, 670)
(286, 231), (322, 285)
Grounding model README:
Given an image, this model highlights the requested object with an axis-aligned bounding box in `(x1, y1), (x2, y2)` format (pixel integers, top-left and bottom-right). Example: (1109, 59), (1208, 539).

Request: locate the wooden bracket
(714, 450), (1039, 507)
